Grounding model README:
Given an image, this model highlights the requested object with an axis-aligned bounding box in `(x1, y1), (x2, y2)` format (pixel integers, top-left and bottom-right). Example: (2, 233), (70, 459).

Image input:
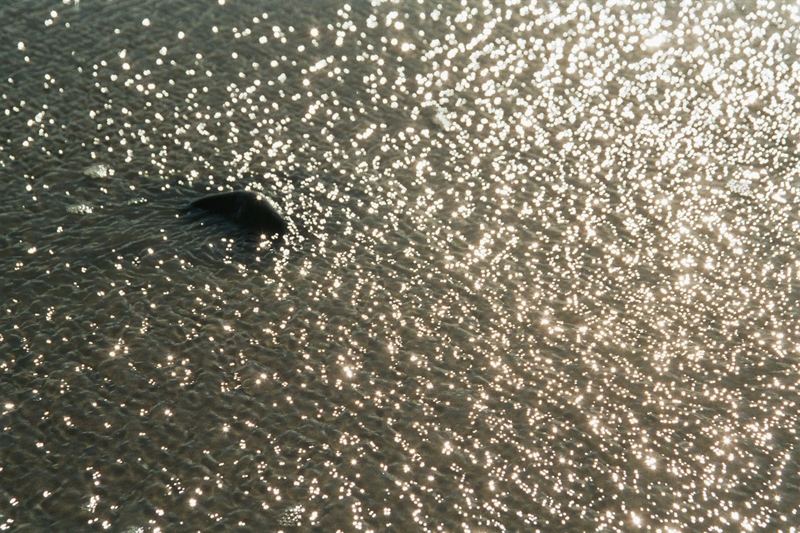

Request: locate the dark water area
(2, 0), (800, 530)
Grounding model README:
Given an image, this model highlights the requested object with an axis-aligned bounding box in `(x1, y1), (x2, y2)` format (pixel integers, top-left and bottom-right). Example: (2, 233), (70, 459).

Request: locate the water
(2, 0), (800, 530)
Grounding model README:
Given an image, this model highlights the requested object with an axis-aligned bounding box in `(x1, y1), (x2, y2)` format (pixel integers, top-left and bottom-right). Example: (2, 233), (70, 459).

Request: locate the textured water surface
(2, 0), (800, 531)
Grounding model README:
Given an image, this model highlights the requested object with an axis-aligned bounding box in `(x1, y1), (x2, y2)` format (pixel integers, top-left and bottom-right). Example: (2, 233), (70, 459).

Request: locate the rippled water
(2, 0), (800, 530)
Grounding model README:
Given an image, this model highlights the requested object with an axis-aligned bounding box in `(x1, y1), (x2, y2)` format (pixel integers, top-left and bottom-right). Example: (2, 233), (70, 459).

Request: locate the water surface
(1, 0), (800, 530)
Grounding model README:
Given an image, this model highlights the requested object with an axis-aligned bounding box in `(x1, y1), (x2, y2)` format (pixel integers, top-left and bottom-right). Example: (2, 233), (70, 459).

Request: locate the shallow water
(2, 0), (800, 531)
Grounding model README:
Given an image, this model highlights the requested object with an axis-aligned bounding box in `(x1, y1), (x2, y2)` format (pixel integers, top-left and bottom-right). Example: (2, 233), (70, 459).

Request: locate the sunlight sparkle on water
(1, 0), (799, 531)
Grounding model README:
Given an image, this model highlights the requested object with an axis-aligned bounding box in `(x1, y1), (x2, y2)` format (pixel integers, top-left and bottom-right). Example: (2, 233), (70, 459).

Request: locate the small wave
(67, 203), (93, 214)
(727, 179), (751, 196)
(83, 163), (113, 179)
(433, 106), (452, 131)
(278, 505), (305, 527)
